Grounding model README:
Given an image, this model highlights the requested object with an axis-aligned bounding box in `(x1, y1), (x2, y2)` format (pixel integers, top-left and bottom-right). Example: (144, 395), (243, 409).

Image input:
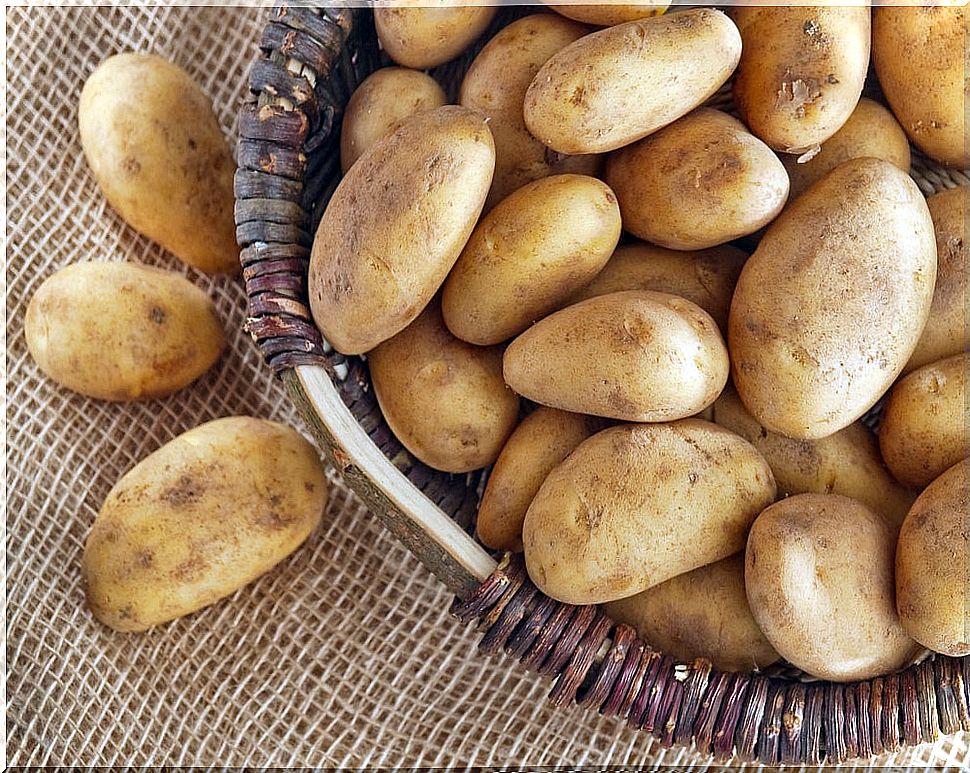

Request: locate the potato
(523, 9), (742, 155)
(605, 554), (780, 672)
(375, 6), (497, 69)
(477, 408), (606, 552)
(309, 106), (494, 355)
(896, 459), (970, 656)
(340, 68), (446, 173)
(548, 3), (667, 27)
(728, 158), (937, 440)
(873, 6), (968, 168)
(523, 420), (776, 605)
(879, 354), (967, 490)
(369, 301), (519, 474)
(504, 290), (728, 422)
(605, 108), (789, 250)
(460, 14), (600, 209)
(25, 262), (225, 401)
(78, 54), (237, 274)
(83, 417), (328, 632)
(745, 493), (919, 681)
(442, 175), (621, 345)
(731, 7), (871, 154)
(712, 388), (915, 528)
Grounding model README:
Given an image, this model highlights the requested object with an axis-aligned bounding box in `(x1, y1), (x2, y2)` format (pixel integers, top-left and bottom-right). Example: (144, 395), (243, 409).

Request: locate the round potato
(605, 108), (789, 250)
(442, 174), (621, 345)
(309, 106), (494, 355)
(523, 9), (742, 154)
(728, 158), (937, 440)
(745, 493), (919, 681)
(369, 301), (519, 474)
(375, 6), (497, 69)
(523, 419), (776, 605)
(78, 53), (237, 274)
(548, 3), (667, 27)
(25, 262), (225, 401)
(504, 290), (729, 422)
(83, 417), (328, 632)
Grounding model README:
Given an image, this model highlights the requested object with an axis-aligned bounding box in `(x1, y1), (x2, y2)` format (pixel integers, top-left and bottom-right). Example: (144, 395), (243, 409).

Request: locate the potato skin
(504, 290), (729, 422)
(78, 54), (237, 274)
(523, 420), (776, 605)
(369, 302), (519, 474)
(606, 108), (789, 250)
(745, 494), (919, 681)
(309, 106), (494, 355)
(728, 158), (937, 440)
(524, 9), (742, 154)
(375, 6), (497, 69)
(548, 3), (667, 27)
(25, 262), (225, 401)
(442, 175), (621, 345)
(897, 460), (970, 656)
(83, 417), (328, 632)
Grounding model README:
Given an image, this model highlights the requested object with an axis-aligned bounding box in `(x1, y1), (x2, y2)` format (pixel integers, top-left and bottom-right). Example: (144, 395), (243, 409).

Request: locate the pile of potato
(312, 4), (968, 679)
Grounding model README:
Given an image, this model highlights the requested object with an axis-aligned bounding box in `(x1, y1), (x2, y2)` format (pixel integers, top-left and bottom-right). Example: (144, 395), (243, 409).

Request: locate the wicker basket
(235, 5), (970, 765)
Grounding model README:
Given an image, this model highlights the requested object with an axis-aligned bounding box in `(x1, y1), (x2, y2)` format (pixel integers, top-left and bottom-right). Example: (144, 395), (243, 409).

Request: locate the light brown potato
(309, 106), (494, 355)
(442, 175), (621, 345)
(78, 54), (237, 274)
(524, 9), (742, 155)
(728, 158), (937, 440)
(873, 6), (968, 168)
(477, 408), (606, 552)
(606, 108), (789, 250)
(523, 420), (776, 605)
(731, 7), (871, 154)
(369, 302), (519, 474)
(340, 68), (446, 173)
(879, 354), (967, 490)
(606, 554), (780, 672)
(504, 290), (729, 422)
(548, 3), (667, 27)
(745, 493), (919, 681)
(25, 262), (225, 401)
(897, 459), (970, 656)
(375, 6), (497, 69)
(83, 417), (328, 632)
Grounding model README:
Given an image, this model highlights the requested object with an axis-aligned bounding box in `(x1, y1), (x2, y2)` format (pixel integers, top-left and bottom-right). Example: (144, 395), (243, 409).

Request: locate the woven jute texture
(5, 3), (969, 768)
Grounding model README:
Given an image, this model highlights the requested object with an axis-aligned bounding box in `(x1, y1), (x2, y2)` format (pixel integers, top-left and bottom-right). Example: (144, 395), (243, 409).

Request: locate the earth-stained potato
(524, 9), (742, 154)
(504, 291), (729, 422)
(78, 54), (237, 274)
(897, 459), (970, 656)
(548, 3), (668, 27)
(375, 5), (497, 69)
(605, 554), (780, 672)
(309, 106), (494, 355)
(368, 302), (519, 474)
(523, 420), (776, 605)
(442, 175), (621, 345)
(605, 108), (789, 250)
(728, 158), (937, 440)
(25, 262), (225, 401)
(83, 417), (328, 632)
(745, 494), (919, 681)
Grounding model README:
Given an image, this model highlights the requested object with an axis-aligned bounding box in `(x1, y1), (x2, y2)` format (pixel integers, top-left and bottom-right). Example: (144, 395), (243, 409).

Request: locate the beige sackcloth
(5, 3), (969, 768)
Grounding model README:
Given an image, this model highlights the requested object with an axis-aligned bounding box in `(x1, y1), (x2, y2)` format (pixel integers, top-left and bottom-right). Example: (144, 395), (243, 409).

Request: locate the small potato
(606, 108), (789, 250)
(340, 68), (446, 173)
(897, 459), (970, 656)
(369, 302), (519, 474)
(83, 417), (328, 632)
(25, 262), (225, 401)
(504, 290), (729, 422)
(375, 6), (497, 69)
(606, 554), (780, 672)
(548, 3), (668, 27)
(745, 494), (919, 681)
(442, 175), (621, 345)
(879, 353), (967, 490)
(78, 54), (237, 274)
(523, 420), (776, 605)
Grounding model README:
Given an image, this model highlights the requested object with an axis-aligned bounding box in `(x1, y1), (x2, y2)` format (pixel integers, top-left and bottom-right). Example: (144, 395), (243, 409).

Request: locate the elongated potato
(25, 262), (225, 401)
(523, 420), (776, 604)
(375, 6), (497, 69)
(548, 3), (667, 27)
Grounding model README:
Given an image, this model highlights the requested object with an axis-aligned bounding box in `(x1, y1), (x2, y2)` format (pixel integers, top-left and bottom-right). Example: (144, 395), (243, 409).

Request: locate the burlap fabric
(5, 3), (969, 768)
